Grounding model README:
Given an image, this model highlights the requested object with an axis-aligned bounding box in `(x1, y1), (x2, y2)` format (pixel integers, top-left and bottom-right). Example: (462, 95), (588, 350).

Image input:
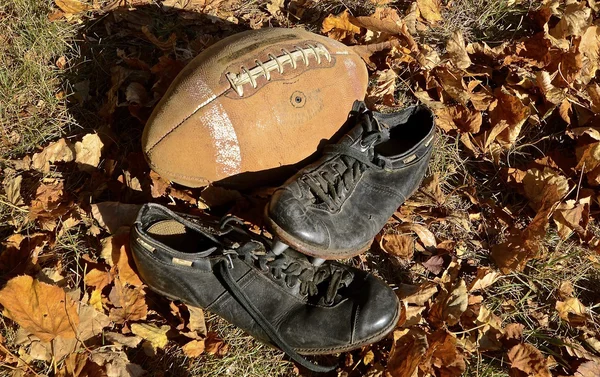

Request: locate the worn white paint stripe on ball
(202, 101), (242, 176)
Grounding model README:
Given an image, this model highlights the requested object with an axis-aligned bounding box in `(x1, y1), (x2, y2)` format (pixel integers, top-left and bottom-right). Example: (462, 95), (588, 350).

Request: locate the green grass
(0, 0), (79, 158)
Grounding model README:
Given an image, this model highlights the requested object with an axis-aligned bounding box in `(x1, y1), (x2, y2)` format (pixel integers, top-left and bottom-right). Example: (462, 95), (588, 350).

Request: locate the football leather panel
(143, 28), (368, 188)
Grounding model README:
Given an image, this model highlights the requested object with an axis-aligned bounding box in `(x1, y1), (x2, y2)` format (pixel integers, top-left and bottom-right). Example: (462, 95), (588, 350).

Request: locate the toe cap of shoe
(351, 272), (399, 343)
(268, 188), (330, 249)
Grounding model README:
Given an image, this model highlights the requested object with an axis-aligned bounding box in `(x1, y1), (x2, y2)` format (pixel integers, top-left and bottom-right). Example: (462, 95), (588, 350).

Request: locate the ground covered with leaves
(1, 0), (600, 376)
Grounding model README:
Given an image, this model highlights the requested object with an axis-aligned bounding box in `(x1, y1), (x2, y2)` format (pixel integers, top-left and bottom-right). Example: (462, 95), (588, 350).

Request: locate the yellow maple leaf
(0, 275), (79, 342)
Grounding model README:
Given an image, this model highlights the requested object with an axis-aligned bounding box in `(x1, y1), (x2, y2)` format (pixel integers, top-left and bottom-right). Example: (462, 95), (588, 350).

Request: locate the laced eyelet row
(225, 43), (332, 97)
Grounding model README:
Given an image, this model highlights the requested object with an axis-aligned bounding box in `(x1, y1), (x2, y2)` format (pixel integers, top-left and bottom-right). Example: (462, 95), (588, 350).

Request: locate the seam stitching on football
(225, 43), (332, 96)
(146, 88), (227, 152)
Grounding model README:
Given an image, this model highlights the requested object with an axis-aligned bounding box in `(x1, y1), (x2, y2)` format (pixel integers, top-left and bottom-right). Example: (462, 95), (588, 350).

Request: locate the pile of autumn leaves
(2, 0), (600, 376)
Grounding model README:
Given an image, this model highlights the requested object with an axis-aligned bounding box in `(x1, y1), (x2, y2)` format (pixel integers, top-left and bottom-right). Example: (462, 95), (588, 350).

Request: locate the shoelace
(215, 217), (354, 372)
(302, 114), (385, 210)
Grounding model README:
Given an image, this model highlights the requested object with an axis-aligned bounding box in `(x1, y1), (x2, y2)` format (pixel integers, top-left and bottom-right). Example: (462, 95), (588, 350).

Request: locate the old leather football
(142, 27), (368, 188)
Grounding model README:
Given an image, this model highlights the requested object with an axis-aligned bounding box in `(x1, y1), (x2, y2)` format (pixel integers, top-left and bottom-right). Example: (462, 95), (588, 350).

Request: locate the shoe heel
(271, 239), (289, 255)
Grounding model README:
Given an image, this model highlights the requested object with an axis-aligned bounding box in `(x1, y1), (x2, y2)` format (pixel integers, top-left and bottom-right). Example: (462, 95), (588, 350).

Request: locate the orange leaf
(507, 343), (551, 377)
(0, 275), (79, 342)
(321, 10), (361, 41)
(380, 234), (414, 259)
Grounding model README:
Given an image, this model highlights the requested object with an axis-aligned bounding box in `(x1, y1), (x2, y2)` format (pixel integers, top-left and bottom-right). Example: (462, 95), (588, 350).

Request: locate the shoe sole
(144, 280), (400, 356)
(264, 208), (373, 260)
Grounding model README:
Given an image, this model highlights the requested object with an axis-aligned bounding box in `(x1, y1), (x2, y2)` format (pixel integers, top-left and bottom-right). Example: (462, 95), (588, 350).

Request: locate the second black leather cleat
(130, 203), (400, 373)
(266, 101), (435, 260)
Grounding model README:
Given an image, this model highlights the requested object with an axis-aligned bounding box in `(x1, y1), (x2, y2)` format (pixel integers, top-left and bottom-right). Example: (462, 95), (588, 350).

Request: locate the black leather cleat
(266, 101), (435, 259)
(130, 203), (400, 373)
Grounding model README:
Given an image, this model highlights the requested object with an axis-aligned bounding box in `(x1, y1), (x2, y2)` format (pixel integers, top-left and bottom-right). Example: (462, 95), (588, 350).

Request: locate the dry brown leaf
(31, 138), (75, 172)
(386, 328), (428, 377)
(321, 10), (361, 42)
(429, 279), (468, 327)
(435, 67), (470, 105)
(352, 8), (406, 35)
(446, 30), (471, 69)
(487, 88), (530, 149)
(55, 0), (90, 15)
(573, 359), (600, 377)
(3, 174), (24, 206)
(398, 223), (436, 248)
(91, 202), (142, 234)
(366, 69), (398, 108)
(104, 332), (142, 349)
(417, 0), (442, 23)
(434, 105), (482, 134)
(90, 349), (145, 377)
(468, 267), (501, 292)
(549, 2), (592, 39)
(187, 305), (207, 337)
(397, 282), (438, 306)
(579, 26), (600, 84)
(508, 343), (552, 377)
(205, 332), (228, 356)
(131, 323), (169, 350)
(553, 199), (590, 239)
(75, 134), (103, 172)
(84, 269), (113, 291)
(141, 26), (176, 51)
(556, 297), (587, 327)
(0, 275), (79, 342)
(558, 280), (574, 300)
(114, 243), (143, 287)
(182, 339), (205, 358)
(108, 279), (147, 324)
(56, 352), (106, 377)
(587, 83), (600, 113)
(522, 167), (570, 210)
(421, 330), (466, 377)
(380, 234), (414, 259)
(536, 71), (566, 105)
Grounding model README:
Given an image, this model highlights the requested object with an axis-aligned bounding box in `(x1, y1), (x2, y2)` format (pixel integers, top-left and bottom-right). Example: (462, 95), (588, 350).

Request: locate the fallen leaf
(508, 343), (551, 377)
(182, 339), (205, 358)
(487, 87), (530, 149)
(556, 297), (587, 327)
(55, 0), (90, 15)
(522, 167), (570, 210)
(84, 269), (113, 291)
(366, 69), (398, 108)
(398, 223), (437, 248)
(468, 267), (501, 292)
(104, 332), (143, 349)
(321, 10), (361, 42)
(75, 134), (104, 172)
(3, 174), (24, 206)
(549, 2), (592, 39)
(56, 352), (106, 377)
(205, 332), (228, 356)
(90, 349), (145, 377)
(417, 0), (442, 23)
(0, 275), (79, 342)
(130, 323), (169, 350)
(429, 279), (468, 327)
(108, 279), (148, 324)
(91, 202), (142, 234)
(187, 305), (207, 337)
(446, 31), (472, 69)
(380, 234), (414, 259)
(553, 199), (590, 239)
(386, 328), (428, 377)
(434, 105), (482, 134)
(588, 83), (600, 113)
(397, 282), (438, 306)
(31, 138), (75, 172)
(421, 330), (466, 377)
(141, 26), (176, 51)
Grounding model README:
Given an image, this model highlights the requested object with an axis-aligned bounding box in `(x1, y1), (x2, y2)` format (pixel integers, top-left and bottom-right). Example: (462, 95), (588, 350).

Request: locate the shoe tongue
(340, 112), (390, 151)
